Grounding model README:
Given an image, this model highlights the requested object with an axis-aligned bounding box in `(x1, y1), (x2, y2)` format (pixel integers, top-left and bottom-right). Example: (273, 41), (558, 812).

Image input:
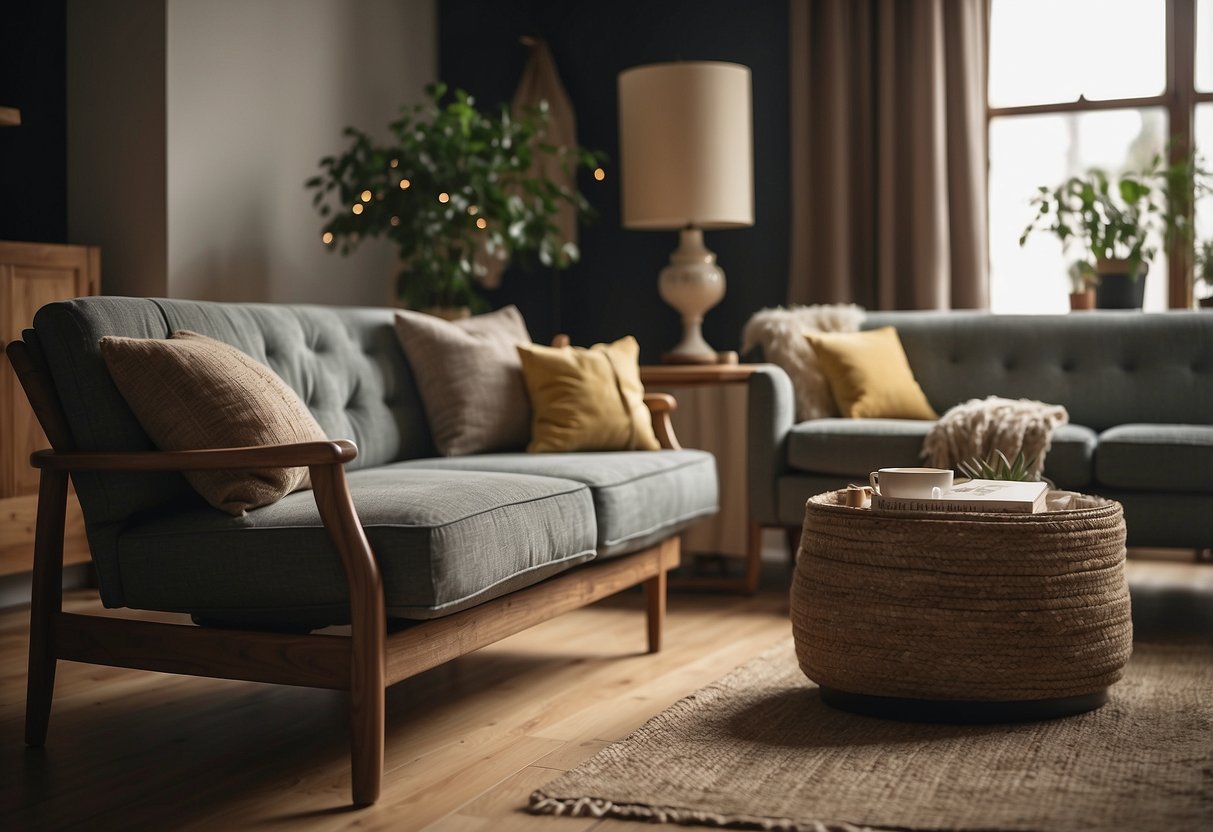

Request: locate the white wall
(67, 0), (169, 298)
(166, 0), (436, 305)
(68, 0), (435, 305)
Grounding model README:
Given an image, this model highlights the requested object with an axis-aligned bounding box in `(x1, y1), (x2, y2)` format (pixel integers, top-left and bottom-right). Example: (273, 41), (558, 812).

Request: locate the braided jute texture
(792, 490), (1132, 701)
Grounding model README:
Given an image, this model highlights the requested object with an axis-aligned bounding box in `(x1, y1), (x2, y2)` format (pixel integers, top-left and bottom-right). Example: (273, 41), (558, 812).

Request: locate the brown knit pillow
(99, 330), (328, 516)
(393, 306), (533, 456)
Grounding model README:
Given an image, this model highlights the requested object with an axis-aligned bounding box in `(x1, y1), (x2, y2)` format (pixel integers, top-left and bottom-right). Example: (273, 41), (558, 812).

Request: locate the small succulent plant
(958, 449), (1039, 482)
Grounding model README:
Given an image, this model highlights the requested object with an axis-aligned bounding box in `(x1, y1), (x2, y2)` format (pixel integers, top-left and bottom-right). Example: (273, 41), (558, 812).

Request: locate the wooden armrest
(642, 393), (676, 413)
(30, 439), (359, 471)
(643, 394), (680, 450)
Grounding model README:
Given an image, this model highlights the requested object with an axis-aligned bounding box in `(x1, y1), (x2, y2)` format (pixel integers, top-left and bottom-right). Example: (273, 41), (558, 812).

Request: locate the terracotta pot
(1069, 289), (1096, 311)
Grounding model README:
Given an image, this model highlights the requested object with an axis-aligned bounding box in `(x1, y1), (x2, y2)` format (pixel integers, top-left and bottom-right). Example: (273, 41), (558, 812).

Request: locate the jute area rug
(528, 640), (1213, 831)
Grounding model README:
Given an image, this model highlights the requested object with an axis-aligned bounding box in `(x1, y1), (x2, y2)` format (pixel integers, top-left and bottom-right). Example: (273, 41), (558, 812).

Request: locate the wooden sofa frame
(7, 339), (682, 806)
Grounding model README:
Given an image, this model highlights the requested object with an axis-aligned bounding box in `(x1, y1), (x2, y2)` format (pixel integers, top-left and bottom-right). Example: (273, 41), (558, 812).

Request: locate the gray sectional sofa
(13, 297), (717, 804)
(748, 311), (1213, 550)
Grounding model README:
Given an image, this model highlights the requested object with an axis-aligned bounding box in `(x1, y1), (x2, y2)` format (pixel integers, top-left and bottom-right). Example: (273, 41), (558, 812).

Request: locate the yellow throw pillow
(804, 327), (938, 420)
(516, 336), (660, 453)
(99, 330), (329, 515)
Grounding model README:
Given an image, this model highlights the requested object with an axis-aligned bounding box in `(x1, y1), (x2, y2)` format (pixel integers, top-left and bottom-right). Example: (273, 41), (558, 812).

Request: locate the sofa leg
(743, 522), (764, 595)
(27, 469), (68, 747)
(785, 527), (802, 567)
(309, 463), (386, 806)
(349, 681), (385, 806)
(644, 570), (666, 654)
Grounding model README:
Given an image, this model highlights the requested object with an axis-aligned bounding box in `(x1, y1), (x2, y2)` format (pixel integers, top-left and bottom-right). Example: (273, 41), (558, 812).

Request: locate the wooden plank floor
(0, 579), (792, 831)
(1, 558), (1208, 831)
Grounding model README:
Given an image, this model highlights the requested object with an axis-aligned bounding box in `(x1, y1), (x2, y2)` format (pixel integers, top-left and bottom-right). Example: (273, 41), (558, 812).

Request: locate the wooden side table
(640, 364), (764, 592)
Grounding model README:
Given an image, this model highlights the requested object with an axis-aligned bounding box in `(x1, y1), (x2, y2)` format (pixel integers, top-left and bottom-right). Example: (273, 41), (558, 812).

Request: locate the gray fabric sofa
(748, 311), (1213, 550)
(14, 296), (717, 804)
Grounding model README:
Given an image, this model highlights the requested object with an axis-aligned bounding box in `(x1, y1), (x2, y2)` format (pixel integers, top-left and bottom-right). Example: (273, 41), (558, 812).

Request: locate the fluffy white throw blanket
(922, 396), (1069, 479)
(741, 304), (865, 420)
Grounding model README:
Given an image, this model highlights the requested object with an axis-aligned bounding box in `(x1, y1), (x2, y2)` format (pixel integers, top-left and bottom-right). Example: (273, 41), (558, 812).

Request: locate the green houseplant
(958, 449), (1039, 482)
(1067, 260), (1097, 310)
(1020, 152), (1207, 309)
(1197, 238), (1213, 308)
(307, 83), (602, 312)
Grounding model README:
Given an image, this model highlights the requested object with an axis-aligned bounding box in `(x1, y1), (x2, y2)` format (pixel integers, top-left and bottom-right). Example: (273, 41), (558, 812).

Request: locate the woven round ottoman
(792, 489), (1133, 722)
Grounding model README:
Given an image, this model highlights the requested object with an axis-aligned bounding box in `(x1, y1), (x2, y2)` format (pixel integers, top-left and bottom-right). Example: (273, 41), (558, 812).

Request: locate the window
(987, 0), (1210, 312)
(1197, 0), (1213, 299)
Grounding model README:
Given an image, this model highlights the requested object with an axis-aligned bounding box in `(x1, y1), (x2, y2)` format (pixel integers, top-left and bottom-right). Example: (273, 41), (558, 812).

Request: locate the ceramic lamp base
(659, 227), (726, 363)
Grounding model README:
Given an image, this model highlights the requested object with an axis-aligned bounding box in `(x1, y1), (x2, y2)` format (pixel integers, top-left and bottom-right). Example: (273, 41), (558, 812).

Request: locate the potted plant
(307, 83), (603, 314)
(1197, 238), (1213, 309)
(1067, 260), (1097, 311)
(1020, 153), (1206, 309)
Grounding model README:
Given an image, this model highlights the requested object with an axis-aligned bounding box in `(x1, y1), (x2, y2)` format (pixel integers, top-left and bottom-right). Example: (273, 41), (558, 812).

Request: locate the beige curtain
(788, 0), (989, 309)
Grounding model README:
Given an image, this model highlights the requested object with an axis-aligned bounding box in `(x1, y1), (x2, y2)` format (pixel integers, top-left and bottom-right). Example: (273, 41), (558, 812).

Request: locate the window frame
(986, 0), (1213, 308)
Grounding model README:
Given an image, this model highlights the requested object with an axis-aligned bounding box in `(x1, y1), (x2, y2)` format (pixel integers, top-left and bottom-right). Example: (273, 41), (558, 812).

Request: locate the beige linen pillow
(393, 306), (533, 456)
(516, 336), (660, 453)
(99, 330), (328, 516)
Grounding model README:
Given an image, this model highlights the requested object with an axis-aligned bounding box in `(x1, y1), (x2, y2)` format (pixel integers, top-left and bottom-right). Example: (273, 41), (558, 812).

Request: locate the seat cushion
(395, 450), (717, 556)
(116, 468), (597, 624)
(787, 418), (934, 477)
(1096, 424), (1213, 492)
(786, 419), (1096, 488)
(1043, 423), (1098, 489)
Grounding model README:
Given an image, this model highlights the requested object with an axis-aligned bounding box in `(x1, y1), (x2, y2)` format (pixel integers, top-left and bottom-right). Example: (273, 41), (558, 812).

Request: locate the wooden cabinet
(1, 241), (100, 577)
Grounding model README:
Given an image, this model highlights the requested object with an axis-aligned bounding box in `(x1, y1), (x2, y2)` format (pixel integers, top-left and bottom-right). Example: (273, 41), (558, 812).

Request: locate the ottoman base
(819, 686), (1108, 724)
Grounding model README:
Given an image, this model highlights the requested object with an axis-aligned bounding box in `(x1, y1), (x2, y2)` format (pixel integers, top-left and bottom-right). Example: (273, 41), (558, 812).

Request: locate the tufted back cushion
(32, 297), (432, 606)
(863, 311), (1213, 431)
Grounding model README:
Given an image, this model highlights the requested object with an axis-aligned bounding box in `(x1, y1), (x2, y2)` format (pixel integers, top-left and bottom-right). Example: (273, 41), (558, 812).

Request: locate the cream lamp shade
(619, 62), (753, 228)
(617, 61), (754, 363)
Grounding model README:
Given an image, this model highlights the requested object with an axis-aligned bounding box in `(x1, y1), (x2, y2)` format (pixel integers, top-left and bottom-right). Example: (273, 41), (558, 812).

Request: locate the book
(870, 478), (1050, 515)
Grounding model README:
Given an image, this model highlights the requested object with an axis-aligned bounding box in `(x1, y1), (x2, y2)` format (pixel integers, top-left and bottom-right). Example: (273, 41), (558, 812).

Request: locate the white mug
(869, 467), (953, 499)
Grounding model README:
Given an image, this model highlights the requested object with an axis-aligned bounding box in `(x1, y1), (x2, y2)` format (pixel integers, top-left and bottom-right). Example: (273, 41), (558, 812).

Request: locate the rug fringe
(528, 790), (882, 832)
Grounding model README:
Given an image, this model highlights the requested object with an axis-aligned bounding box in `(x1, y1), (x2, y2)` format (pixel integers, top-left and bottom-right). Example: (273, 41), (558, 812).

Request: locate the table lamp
(618, 61), (753, 364)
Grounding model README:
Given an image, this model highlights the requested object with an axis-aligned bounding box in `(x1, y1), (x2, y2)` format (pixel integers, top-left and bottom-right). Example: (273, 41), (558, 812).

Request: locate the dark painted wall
(0, 1), (68, 243)
(439, 0), (790, 360)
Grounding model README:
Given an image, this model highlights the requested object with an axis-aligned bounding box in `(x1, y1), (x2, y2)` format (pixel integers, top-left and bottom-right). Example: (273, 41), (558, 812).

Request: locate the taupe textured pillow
(393, 306), (533, 456)
(99, 330), (328, 516)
